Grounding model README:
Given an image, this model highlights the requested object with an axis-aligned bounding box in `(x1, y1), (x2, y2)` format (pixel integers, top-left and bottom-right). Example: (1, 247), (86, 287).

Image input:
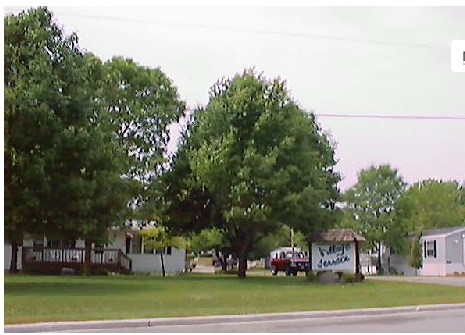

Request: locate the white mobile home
(4, 228), (186, 275)
(387, 226), (465, 276)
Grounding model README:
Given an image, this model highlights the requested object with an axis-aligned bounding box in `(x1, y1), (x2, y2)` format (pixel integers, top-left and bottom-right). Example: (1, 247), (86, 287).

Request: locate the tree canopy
(341, 164), (406, 272)
(163, 70), (340, 277)
(397, 179), (465, 234)
(4, 7), (184, 273)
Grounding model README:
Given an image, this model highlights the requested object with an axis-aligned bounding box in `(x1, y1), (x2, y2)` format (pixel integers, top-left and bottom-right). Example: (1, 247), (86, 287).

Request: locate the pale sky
(5, 6), (465, 191)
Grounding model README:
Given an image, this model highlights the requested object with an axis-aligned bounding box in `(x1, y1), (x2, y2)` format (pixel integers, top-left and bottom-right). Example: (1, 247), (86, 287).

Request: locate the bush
(354, 272), (365, 282)
(341, 272), (365, 284)
(341, 273), (355, 284)
(306, 271), (318, 282)
(389, 267), (398, 275)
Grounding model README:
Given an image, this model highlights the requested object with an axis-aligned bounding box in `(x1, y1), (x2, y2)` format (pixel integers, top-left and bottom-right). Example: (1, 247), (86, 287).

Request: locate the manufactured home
(387, 226), (465, 276)
(4, 228), (186, 275)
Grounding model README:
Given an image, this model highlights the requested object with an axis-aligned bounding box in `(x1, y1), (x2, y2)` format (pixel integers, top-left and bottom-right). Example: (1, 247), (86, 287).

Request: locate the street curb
(4, 303), (465, 332)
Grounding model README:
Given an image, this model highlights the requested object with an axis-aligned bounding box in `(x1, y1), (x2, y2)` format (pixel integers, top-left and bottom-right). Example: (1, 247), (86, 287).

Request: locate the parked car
(270, 250), (309, 276)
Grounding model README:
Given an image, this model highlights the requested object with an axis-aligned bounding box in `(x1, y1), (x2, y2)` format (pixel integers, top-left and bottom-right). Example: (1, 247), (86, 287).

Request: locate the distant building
(4, 227), (186, 275)
(386, 226), (465, 276)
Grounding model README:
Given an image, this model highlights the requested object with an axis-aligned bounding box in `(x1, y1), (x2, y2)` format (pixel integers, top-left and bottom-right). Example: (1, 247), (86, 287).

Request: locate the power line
(53, 11), (448, 51)
(313, 113), (465, 120)
(184, 108), (465, 121)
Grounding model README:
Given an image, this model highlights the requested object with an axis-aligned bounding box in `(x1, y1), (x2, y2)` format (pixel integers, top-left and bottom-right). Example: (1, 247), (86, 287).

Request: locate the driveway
(367, 275), (465, 287)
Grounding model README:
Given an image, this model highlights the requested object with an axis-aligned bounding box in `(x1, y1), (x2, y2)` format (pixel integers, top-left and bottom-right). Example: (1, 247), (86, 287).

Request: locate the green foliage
(4, 7), (130, 273)
(188, 228), (227, 254)
(165, 70), (340, 277)
(341, 164), (407, 251)
(4, 8), (186, 272)
(141, 226), (186, 251)
(141, 226), (187, 277)
(249, 225), (306, 259)
(341, 272), (355, 284)
(397, 180), (465, 233)
(306, 270), (318, 282)
(409, 233), (423, 271)
(100, 57), (185, 220)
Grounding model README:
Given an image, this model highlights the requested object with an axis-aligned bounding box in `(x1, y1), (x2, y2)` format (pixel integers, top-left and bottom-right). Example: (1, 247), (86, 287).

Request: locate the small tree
(140, 226), (186, 277)
(409, 232), (423, 276)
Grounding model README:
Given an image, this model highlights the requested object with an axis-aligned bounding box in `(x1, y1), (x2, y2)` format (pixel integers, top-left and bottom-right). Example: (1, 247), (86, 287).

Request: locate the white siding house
(106, 229), (186, 274)
(4, 228), (186, 275)
(387, 226), (465, 276)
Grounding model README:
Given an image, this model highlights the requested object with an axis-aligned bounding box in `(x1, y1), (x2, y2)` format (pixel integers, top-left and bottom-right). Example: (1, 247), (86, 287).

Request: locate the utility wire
(313, 114), (465, 120)
(183, 108), (465, 121)
(53, 11), (448, 51)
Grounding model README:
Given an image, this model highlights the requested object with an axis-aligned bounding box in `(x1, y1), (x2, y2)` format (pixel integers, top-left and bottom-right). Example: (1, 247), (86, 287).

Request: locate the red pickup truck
(270, 250), (310, 276)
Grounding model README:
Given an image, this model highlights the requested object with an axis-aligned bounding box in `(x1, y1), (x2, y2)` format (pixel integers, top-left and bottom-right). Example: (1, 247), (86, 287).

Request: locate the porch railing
(22, 246), (132, 273)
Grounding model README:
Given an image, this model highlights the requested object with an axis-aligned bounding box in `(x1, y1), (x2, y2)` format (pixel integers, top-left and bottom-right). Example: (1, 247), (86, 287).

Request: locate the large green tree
(4, 7), (130, 273)
(397, 179), (465, 234)
(100, 57), (185, 219)
(165, 70), (339, 278)
(341, 164), (406, 273)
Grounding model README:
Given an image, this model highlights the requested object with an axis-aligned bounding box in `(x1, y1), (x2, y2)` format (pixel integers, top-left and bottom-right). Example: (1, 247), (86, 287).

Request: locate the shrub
(354, 272), (365, 282)
(341, 272), (364, 284)
(341, 273), (355, 284)
(306, 271), (318, 282)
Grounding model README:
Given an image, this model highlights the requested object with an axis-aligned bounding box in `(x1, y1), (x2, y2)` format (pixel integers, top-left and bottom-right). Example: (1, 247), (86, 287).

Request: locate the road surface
(7, 308), (464, 333)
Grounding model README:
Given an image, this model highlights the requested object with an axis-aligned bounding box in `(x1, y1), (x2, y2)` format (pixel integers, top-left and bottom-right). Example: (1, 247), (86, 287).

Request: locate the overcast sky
(5, 6), (465, 190)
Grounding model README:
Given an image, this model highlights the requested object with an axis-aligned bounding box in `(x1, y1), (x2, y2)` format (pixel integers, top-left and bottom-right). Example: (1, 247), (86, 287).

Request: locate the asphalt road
(11, 309), (463, 333)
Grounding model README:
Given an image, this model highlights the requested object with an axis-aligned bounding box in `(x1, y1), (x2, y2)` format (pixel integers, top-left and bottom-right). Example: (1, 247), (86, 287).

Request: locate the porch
(21, 246), (132, 275)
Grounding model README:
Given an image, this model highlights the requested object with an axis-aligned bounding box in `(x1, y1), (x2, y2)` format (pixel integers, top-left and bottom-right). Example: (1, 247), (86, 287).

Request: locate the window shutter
(433, 240), (437, 258)
(424, 241), (427, 258)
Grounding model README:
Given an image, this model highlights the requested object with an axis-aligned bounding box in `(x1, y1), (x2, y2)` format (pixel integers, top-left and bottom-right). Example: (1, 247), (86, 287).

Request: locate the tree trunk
(221, 252), (227, 272)
(236, 235), (252, 279)
(377, 241), (382, 275)
(238, 253), (248, 279)
(9, 240), (19, 274)
(307, 240), (313, 271)
(160, 253), (166, 277)
(83, 240), (92, 276)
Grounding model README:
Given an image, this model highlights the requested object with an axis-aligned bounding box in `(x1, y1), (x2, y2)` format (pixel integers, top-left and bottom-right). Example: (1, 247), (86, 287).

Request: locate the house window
(425, 240), (437, 258)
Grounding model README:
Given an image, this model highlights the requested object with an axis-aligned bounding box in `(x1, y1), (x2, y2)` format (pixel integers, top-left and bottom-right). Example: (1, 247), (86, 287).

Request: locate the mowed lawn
(4, 274), (465, 324)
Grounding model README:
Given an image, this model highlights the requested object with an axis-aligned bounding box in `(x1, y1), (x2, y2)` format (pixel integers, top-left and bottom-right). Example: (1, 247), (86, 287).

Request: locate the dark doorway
(125, 235), (131, 254)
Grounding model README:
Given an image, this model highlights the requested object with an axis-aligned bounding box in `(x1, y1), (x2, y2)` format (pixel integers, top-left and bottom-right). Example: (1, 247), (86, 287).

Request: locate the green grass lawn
(4, 273), (465, 324)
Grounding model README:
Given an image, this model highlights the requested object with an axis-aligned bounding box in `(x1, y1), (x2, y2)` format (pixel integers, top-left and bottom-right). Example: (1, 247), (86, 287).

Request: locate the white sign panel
(312, 243), (355, 273)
